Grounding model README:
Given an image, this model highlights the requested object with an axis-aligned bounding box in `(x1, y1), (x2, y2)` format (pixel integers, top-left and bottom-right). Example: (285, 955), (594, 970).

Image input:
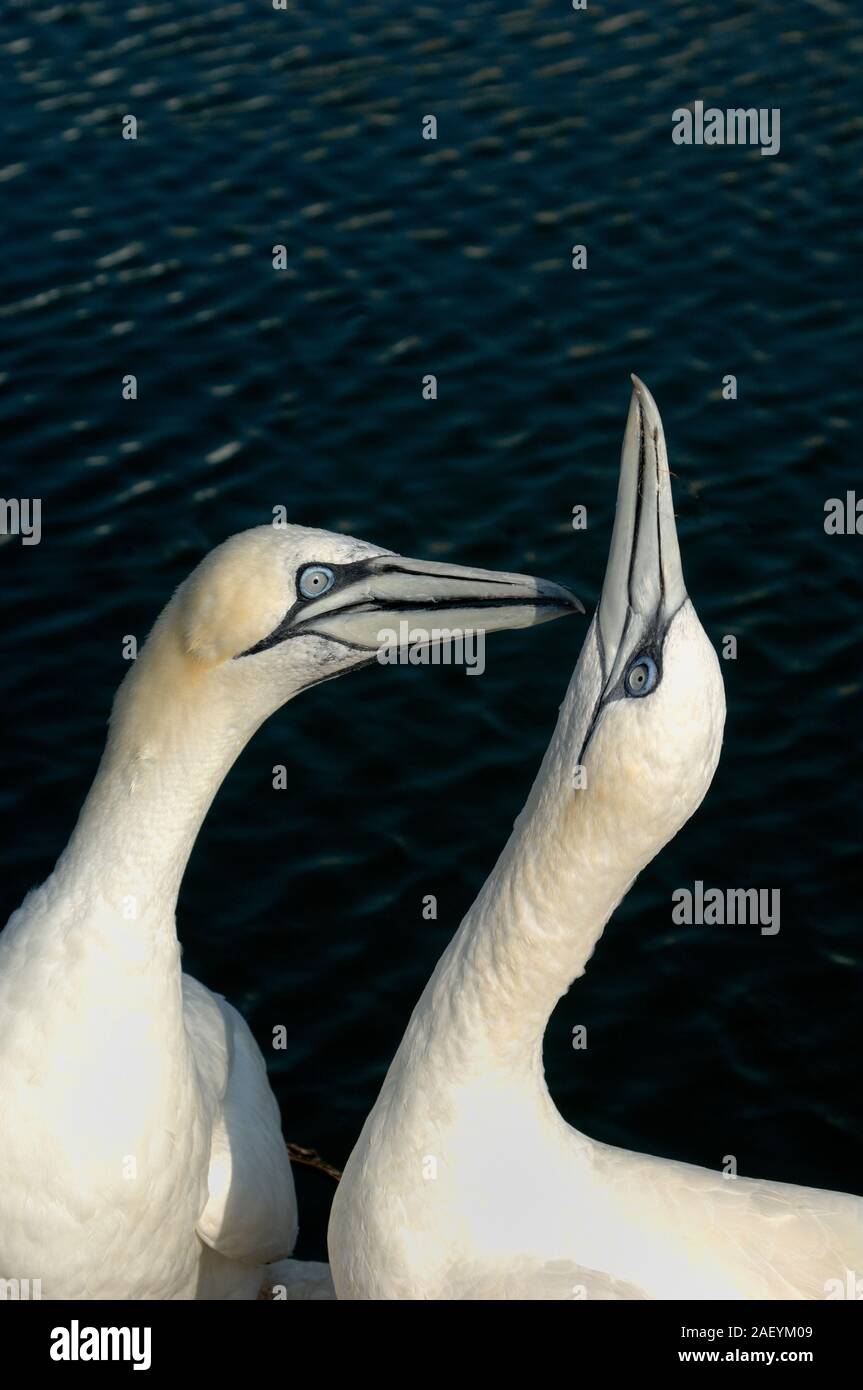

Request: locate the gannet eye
(298, 564), (335, 599)
(624, 653), (658, 698)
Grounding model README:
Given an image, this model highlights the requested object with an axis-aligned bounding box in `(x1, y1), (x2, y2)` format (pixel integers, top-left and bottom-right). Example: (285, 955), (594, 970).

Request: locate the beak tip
(539, 580), (585, 616)
(628, 373), (661, 431)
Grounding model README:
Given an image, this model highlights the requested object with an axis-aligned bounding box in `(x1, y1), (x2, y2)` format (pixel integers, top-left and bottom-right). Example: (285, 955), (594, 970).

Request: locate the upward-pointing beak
(299, 553), (583, 651)
(596, 375), (687, 688)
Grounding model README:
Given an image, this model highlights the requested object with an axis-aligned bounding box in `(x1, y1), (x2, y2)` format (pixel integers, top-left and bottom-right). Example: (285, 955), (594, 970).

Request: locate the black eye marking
(234, 558), (376, 659)
(573, 625), (665, 769)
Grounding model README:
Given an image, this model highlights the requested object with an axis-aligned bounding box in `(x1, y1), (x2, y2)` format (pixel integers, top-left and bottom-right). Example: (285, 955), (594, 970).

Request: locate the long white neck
(50, 609), (272, 952)
(402, 629), (676, 1085)
(392, 609), (723, 1100)
(0, 606), (286, 1152)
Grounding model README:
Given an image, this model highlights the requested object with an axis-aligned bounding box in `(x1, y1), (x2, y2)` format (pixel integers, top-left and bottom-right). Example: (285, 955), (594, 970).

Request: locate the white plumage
(0, 523), (576, 1298)
(329, 379), (863, 1301)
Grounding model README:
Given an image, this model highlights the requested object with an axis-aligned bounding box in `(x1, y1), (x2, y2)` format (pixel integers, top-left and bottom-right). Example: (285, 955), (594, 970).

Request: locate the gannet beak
(596, 375), (687, 689)
(297, 553), (583, 651)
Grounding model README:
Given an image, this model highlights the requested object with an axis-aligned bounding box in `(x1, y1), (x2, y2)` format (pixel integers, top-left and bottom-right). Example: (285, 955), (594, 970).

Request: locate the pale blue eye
(298, 564), (335, 599)
(624, 652), (658, 698)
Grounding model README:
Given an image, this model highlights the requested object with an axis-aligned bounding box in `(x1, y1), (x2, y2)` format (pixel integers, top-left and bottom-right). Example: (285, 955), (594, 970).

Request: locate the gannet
(329, 379), (863, 1300)
(0, 522), (579, 1299)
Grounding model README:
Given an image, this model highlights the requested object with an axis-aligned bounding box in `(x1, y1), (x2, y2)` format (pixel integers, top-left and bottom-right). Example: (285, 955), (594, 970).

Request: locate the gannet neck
(407, 637), (648, 1078)
(56, 607), (273, 928)
(392, 599), (725, 1092)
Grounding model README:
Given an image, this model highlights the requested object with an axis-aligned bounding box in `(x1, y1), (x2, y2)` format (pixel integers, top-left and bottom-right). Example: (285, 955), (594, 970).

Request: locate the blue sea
(0, 0), (860, 1260)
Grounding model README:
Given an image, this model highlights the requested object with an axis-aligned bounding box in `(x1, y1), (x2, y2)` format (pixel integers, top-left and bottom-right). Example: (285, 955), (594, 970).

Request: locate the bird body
(330, 380), (863, 1301)
(0, 522), (577, 1298)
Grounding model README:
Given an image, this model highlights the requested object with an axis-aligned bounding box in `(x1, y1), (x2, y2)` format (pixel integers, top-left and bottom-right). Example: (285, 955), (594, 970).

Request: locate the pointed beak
(299, 553), (583, 650)
(597, 375), (687, 687)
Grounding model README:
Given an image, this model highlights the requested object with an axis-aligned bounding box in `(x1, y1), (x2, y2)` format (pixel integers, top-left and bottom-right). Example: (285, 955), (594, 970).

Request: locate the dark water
(0, 1), (860, 1262)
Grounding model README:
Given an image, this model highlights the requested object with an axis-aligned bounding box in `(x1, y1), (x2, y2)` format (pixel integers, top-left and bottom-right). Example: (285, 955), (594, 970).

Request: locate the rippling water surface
(1, 0), (861, 1260)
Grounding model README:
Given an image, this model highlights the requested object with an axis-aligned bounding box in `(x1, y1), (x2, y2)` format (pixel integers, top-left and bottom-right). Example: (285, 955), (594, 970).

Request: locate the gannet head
(557, 377), (726, 862)
(168, 521), (582, 713)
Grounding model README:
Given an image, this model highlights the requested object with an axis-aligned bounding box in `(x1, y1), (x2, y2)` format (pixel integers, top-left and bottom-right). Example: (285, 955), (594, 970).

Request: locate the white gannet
(0, 522), (579, 1299)
(329, 378), (863, 1301)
